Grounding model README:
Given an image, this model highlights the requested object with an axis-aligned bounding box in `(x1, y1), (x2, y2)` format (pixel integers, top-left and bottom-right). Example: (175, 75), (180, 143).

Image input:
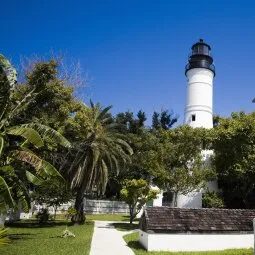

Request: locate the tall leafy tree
(12, 60), (82, 130)
(0, 55), (71, 219)
(62, 102), (133, 223)
(212, 112), (255, 208)
(105, 110), (149, 198)
(139, 126), (213, 207)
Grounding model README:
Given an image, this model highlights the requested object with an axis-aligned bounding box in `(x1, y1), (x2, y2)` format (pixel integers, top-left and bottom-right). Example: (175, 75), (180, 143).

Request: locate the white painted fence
(84, 199), (129, 214)
(18, 199), (129, 219)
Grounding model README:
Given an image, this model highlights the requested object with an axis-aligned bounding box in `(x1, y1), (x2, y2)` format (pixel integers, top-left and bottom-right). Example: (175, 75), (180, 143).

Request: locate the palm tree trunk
(72, 190), (86, 224)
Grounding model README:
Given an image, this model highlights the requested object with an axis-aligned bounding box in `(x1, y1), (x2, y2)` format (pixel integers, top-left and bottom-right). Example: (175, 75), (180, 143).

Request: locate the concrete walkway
(90, 221), (135, 255)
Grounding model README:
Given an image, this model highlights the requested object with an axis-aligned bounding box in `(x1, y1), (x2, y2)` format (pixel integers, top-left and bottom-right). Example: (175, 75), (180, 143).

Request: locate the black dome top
(185, 39), (215, 76)
(192, 38), (211, 52)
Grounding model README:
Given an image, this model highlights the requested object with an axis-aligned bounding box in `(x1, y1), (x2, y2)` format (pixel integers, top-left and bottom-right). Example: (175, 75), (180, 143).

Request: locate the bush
(202, 191), (225, 208)
(36, 208), (50, 224)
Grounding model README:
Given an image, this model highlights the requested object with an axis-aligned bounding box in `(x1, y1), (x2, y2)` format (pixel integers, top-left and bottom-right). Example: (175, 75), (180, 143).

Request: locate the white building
(177, 39), (217, 208)
(139, 207), (255, 252)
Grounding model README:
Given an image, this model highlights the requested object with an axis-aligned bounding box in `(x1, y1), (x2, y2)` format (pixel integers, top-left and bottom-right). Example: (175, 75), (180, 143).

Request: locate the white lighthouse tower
(184, 39), (215, 128)
(177, 39), (216, 208)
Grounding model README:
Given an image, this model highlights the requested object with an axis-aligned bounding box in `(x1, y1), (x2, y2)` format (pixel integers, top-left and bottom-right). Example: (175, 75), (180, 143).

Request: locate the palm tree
(64, 102), (133, 223)
(0, 55), (71, 221)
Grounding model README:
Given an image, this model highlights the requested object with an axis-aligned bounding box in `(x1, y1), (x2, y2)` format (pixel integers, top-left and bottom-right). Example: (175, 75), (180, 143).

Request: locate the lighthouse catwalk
(177, 39), (217, 208)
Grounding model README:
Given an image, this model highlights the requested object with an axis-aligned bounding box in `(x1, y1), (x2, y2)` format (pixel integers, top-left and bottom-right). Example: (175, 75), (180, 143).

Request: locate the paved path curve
(90, 221), (135, 255)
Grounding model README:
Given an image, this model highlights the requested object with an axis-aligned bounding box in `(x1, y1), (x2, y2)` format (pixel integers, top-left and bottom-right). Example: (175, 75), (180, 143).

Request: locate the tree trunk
(53, 205), (58, 220)
(72, 190), (86, 224)
(129, 206), (134, 224)
(172, 192), (178, 208)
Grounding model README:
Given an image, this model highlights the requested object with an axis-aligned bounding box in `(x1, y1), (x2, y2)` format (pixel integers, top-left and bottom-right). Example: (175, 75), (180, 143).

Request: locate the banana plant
(0, 55), (71, 214)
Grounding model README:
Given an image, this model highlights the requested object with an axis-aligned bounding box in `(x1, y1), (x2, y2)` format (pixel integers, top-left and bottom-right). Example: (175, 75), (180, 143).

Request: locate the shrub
(36, 208), (50, 224)
(202, 191), (225, 208)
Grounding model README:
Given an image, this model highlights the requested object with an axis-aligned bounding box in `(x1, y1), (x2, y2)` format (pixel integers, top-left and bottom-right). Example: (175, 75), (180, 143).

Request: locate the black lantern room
(185, 39), (215, 76)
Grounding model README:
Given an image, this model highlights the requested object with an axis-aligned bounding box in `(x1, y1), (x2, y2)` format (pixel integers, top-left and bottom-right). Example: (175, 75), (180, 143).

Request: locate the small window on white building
(191, 114), (196, 121)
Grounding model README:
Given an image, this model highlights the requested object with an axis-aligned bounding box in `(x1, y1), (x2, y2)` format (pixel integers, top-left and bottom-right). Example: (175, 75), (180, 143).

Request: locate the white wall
(184, 68), (214, 129)
(31, 199), (129, 215)
(139, 231), (149, 249)
(139, 230), (253, 252)
(84, 199), (129, 214)
(177, 192), (202, 208)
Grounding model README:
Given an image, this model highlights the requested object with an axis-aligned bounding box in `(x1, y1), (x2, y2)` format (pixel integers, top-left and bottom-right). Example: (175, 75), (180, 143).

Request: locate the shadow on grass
(126, 240), (144, 250)
(122, 216), (139, 222)
(6, 220), (73, 228)
(6, 219), (94, 229)
(9, 233), (35, 240)
(112, 222), (139, 231)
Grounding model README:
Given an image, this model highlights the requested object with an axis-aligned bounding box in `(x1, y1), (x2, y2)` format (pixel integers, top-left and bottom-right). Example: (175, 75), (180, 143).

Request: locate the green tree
(12, 60), (82, 130)
(0, 55), (70, 218)
(152, 110), (178, 130)
(140, 126), (213, 207)
(212, 112), (255, 208)
(115, 110), (146, 134)
(62, 102), (133, 224)
(120, 179), (159, 224)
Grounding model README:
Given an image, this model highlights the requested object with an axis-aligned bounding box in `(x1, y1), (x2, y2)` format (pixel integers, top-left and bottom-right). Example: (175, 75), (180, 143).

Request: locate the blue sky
(2, 1), (255, 124)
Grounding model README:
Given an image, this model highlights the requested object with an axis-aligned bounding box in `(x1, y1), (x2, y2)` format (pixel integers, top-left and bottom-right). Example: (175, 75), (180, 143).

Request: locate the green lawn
(44, 213), (136, 222)
(123, 232), (254, 255)
(0, 220), (94, 255)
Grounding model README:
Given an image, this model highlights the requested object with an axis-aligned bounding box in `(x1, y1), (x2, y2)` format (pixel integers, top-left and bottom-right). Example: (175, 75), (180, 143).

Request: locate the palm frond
(42, 160), (63, 179)
(0, 136), (3, 157)
(12, 149), (62, 179)
(7, 126), (43, 148)
(0, 176), (15, 211)
(0, 55), (17, 122)
(116, 138), (133, 155)
(16, 186), (29, 213)
(0, 166), (15, 176)
(12, 150), (43, 171)
(98, 105), (112, 121)
(26, 171), (43, 185)
(0, 68), (10, 122)
(68, 103), (133, 196)
(9, 88), (37, 120)
(89, 99), (94, 109)
(20, 123), (71, 148)
(0, 54), (17, 89)
(0, 228), (9, 245)
(100, 159), (108, 193)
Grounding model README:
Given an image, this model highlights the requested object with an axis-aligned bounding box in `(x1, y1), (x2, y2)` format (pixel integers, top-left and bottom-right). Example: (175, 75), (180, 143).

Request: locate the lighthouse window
(191, 114), (196, 121)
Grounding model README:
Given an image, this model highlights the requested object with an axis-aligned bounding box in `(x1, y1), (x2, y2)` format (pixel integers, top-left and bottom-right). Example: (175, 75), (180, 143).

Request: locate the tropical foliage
(0, 55), (70, 217)
(62, 102), (133, 223)
(202, 190), (225, 208)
